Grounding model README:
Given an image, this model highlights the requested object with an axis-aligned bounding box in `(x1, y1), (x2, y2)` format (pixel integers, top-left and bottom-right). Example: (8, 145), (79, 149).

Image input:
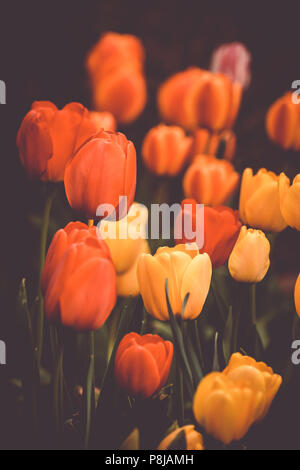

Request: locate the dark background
(0, 0), (300, 449)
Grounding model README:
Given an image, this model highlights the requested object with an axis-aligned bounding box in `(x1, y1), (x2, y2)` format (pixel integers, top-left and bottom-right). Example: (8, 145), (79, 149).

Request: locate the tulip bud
(239, 168), (287, 232)
(17, 101), (97, 181)
(266, 92), (300, 150)
(279, 172), (300, 231)
(183, 155), (240, 206)
(210, 42), (252, 90)
(192, 128), (236, 161)
(137, 244), (212, 321)
(142, 124), (193, 176)
(157, 425), (204, 451)
(64, 129), (136, 220)
(228, 226), (270, 283)
(114, 333), (173, 398)
(294, 274), (300, 318)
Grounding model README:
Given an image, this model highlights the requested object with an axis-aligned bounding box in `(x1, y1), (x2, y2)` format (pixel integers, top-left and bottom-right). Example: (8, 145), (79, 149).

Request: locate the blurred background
(0, 0), (300, 449)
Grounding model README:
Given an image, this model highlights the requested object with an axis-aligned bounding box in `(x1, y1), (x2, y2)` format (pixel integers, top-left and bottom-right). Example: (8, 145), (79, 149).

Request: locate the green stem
(193, 318), (205, 373)
(211, 278), (226, 324)
(176, 360), (184, 426)
(83, 331), (95, 450)
(37, 186), (56, 368)
(53, 335), (64, 436)
(250, 283), (257, 326)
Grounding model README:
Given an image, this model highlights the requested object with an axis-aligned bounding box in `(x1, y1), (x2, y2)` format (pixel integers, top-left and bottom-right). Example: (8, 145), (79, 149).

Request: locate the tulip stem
(83, 331), (95, 450)
(251, 283), (257, 325)
(37, 186), (56, 369)
(211, 278), (226, 324)
(53, 331), (64, 437)
(176, 360), (185, 426)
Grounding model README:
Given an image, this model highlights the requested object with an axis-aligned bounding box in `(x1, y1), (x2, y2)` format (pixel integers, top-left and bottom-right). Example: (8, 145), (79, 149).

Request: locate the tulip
(176, 199), (242, 268)
(157, 67), (242, 131)
(17, 101), (96, 181)
(64, 129), (136, 219)
(278, 173), (300, 231)
(193, 353), (282, 445)
(266, 92), (300, 150)
(228, 226), (270, 283)
(141, 124), (193, 176)
(294, 274), (300, 318)
(192, 128), (236, 161)
(89, 111), (116, 132)
(157, 425), (204, 450)
(183, 155), (240, 206)
(210, 42), (252, 90)
(43, 233), (117, 331)
(114, 333), (173, 398)
(137, 244), (212, 321)
(99, 202), (150, 296)
(239, 168), (287, 232)
(86, 32), (147, 124)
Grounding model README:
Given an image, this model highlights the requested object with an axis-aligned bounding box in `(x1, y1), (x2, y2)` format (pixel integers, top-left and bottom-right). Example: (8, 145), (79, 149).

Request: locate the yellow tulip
(100, 202), (149, 296)
(294, 274), (300, 319)
(137, 244), (212, 321)
(193, 353), (282, 445)
(239, 168), (287, 232)
(157, 425), (204, 450)
(279, 173), (300, 231)
(228, 226), (270, 283)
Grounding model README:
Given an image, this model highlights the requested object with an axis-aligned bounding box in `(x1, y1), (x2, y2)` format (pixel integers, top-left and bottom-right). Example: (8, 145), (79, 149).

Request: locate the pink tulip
(210, 42), (251, 90)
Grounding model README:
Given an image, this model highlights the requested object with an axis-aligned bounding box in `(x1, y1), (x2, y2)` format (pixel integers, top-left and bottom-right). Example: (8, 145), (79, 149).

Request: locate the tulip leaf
(223, 305), (233, 364)
(212, 332), (221, 372)
(167, 429), (187, 450)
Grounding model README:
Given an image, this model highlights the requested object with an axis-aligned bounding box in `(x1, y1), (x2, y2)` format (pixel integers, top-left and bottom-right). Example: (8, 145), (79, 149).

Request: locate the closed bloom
(239, 168), (287, 232)
(210, 42), (252, 90)
(183, 155), (240, 206)
(228, 226), (270, 283)
(89, 111), (117, 132)
(193, 353), (282, 445)
(158, 67), (242, 131)
(141, 124), (193, 176)
(278, 172), (300, 231)
(17, 101), (96, 181)
(176, 199), (242, 268)
(42, 225), (117, 331)
(158, 425), (204, 451)
(100, 202), (150, 296)
(115, 333), (173, 398)
(294, 274), (300, 318)
(193, 128), (236, 161)
(64, 129), (136, 219)
(137, 244), (212, 321)
(266, 92), (300, 150)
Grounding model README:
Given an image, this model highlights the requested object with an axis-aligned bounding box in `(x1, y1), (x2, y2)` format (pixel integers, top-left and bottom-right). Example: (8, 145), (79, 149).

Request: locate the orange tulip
(294, 274), (300, 318)
(158, 67), (242, 131)
(192, 128), (236, 161)
(86, 32), (147, 124)
(141, 124), (193, 176)
(266, 92), (300, 150)
(279, 172), (300, 231)
(42, 224), (117, 331)
(183, 155), (240, 206)
(137, 244), (212, 321)
(17, 101), (96, 181)
(64, 129), (136, 219)
(115, 333), (173, 398)
(193, 353), (282, 445)
(89, 111), (116, 132)
(158, 425), (204, 450)
(228, 226), (270, 283)
(239, 168), (287, 232)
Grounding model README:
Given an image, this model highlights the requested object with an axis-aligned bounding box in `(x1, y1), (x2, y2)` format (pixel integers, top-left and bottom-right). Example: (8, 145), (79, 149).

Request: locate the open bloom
(294, 274), (300, 318)
(158, 425), (204, 451)
(89, 111), (116, 132)
(183, 155), (240, 206)
(192, 128), (236, 161)
(193, 353), (282, 445)
(278, 173), (300, 231)
(176, 200), (242, 268)
(42, 223), (117, 331)
(115, 333), (173, 398)
(86, 32), (147, 124)
(266, 92), (300, 150)
(210, 42), (252, 90)
(17, 101), (96, 181)
(239, 168), (287, 232)
(141, 124), (193, 176)
(228, 226), (270, 283)
(100, 202), (150, 296)
(64, 129), (136, 219)
(137, 244), (212, 321)
(158, 67), (242, 131)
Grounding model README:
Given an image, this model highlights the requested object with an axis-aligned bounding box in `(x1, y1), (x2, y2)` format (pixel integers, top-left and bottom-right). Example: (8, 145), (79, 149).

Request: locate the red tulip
(17, 101), (96, 181)
(210, 42), (251, 90)
(115, 333), (173, 398)
(176, 200), (242, 268)
(192, 128), (236, 161)
(64, 129), (136, 219)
